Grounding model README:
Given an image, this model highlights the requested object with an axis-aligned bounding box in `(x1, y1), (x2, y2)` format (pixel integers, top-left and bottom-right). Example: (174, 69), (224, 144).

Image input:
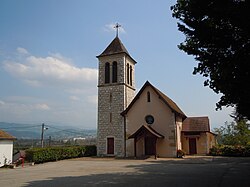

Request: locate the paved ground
(0, 156), (250, 187)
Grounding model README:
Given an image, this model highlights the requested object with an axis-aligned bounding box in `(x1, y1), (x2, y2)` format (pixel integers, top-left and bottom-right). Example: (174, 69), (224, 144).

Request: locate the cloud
(35, 103), (50, 110)
(17, 47), (29, 55)
(0, 100), (5, 106)
(104, 23), (126, 34)
(69, 96), (80, 101)
(1, 51), (98, 128)
(87, 95), (98, 104)
(3, 54), (98, 90)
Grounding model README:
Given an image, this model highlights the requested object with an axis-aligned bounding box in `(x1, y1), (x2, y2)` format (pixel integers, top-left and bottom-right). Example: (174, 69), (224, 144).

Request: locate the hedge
(209, 145), (250, 157)
(25, 145), (96, 163)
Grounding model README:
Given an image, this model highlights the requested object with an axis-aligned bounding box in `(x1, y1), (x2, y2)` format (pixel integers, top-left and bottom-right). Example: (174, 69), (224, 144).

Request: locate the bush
(84, 145), (97, 156)
(25, 145), (97, 164)
(209, 145), (250, 157)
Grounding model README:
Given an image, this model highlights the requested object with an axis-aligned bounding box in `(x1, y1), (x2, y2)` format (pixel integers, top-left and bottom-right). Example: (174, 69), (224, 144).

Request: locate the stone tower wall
(97, 53), (135, 157)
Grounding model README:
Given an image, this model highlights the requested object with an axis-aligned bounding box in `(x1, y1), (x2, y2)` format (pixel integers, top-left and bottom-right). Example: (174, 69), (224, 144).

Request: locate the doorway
(145, 136), (156, 155)
(189, 138), (197, 154)
(107, 137), (114, 154)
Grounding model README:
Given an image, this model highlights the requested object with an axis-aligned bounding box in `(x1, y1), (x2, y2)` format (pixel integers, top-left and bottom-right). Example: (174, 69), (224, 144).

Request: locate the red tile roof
(0, 130), (16, 140)
(182, 117), (210, 132)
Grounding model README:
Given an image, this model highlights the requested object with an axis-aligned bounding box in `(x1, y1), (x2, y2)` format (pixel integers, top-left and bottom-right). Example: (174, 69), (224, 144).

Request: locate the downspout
(124, 55), (127, 158)
(124, 115), (126, 157)
(174, 113), (177, 157)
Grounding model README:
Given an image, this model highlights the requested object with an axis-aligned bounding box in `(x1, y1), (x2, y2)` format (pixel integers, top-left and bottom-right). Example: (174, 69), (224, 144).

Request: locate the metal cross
(114, 23), (121, 37)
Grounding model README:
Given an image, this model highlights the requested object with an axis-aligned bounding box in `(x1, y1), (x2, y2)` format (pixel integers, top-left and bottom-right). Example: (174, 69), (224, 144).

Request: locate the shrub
(25, 145), (97, 164)
(84, 145), (97, 156)
(209, 145), (250, 157)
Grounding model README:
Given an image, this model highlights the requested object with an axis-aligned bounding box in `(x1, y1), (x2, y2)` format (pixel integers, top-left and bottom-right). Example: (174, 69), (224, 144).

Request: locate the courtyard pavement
(0, 156), (250, 187)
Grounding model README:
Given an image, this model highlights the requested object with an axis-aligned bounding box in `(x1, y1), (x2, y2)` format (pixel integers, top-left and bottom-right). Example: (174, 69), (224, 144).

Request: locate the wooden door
(145, 137), (156, 155)
(107, 137), (114, 154)
(189, 138), (197, 154)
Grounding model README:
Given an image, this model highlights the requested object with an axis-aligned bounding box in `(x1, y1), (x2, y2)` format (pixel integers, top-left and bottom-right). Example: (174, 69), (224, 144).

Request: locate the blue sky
(0, 0), (233, 129)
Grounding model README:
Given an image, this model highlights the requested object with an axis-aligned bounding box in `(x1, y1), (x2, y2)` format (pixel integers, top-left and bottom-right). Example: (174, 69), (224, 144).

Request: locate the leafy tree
(214, 120), (250, 146)
(171, 0), (250, 119)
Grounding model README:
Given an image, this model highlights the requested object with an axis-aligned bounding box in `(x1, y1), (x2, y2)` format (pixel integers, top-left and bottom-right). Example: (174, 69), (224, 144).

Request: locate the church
(96, 35), (216, 158)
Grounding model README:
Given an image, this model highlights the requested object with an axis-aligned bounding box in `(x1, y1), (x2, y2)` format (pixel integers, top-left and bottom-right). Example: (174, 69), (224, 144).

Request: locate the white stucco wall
(0, 140), (13, 167)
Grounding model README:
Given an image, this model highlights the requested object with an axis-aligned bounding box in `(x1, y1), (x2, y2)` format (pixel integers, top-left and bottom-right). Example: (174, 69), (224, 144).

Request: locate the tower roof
(97, 37), (137, 63)
(97, 36), (129, 57)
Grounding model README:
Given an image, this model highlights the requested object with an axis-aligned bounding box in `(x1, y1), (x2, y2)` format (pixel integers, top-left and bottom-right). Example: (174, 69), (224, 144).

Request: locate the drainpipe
(124, 115), (126, 158)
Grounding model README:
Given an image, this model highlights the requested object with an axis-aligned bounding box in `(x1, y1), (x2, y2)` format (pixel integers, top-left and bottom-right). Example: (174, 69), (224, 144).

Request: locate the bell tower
(96, 35), (137, 157)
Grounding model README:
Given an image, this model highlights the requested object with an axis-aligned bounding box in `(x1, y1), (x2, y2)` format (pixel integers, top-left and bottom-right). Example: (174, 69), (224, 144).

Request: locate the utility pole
(41, 123), (45, 148)
(41, 123), (49, 148)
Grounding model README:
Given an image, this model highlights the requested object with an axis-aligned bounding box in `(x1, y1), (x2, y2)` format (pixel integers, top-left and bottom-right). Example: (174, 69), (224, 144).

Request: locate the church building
(96, 35), (216, 158)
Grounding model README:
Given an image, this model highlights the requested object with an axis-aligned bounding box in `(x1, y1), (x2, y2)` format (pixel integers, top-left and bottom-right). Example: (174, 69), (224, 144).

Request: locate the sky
(0, 0), (233, 129)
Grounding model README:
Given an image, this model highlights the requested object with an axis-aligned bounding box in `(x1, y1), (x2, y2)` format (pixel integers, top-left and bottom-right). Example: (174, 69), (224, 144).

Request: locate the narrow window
(110, 112), (112, 123)
(130, 65), (133, 86)
(112, 61), (117, 83)
(127, 63), (130, 85)
(109, 93), (112, 103)
(105, 62), (110, 83)
(147, 91), (151, 102)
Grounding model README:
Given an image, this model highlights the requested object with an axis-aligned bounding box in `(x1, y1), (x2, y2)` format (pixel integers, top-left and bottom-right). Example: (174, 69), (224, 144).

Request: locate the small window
(109, 93), (112, 103)
(127, 64), (130, 85)
(110, 112), (112, 123)
(147, 91), (151, 102)
(112, 61), (117, 83)
(130, 65), (132, 86)
(105, 62), (110, 84)
(145, 115), (154, 125)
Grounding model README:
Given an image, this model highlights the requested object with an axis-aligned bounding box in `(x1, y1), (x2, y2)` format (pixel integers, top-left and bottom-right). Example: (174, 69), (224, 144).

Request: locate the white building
(0, 130), (16, 167)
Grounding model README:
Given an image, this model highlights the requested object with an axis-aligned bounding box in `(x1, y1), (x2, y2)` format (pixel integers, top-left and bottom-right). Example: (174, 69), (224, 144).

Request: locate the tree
(214, 120), (250, 146)
(171, 0), (250, 119)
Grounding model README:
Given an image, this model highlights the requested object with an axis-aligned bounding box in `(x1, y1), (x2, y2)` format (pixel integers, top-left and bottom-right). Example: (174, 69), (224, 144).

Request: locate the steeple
(97, 37), (137, 64)
(97, 37), (128, 56)
(96, 35), (137, 157)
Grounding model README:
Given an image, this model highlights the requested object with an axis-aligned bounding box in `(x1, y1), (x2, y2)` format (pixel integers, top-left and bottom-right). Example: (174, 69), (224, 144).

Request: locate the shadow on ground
(24, 157), (250, 187)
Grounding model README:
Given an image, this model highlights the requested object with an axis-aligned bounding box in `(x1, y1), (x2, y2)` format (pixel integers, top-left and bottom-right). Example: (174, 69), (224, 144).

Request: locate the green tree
(171, 0), (250, 119)
(214, 120), (250, 146)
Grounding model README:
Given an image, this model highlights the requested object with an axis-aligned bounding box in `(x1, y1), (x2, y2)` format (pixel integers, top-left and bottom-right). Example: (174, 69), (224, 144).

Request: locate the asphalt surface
(0, 156), (250, 187)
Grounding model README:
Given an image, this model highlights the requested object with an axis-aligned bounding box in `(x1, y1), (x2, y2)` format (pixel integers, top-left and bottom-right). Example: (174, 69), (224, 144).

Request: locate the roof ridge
(121, 81), (186, 118)
(149, 83), (186, 118)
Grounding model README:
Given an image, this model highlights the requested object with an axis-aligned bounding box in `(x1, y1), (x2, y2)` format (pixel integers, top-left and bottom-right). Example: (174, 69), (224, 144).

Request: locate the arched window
(112, 61), (117, 83)
(130, 65), (133, 86)
(105, 62), (110, 84)
(147, 91), (151, 102)
(127, 63), (130, 85)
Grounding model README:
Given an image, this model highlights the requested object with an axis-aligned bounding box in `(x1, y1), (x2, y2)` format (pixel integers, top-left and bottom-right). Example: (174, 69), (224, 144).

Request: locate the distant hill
(0, 122), (96, 139)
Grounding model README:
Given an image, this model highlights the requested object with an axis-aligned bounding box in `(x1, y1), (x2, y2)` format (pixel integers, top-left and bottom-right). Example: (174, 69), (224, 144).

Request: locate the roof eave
(97, 52), (137, 64)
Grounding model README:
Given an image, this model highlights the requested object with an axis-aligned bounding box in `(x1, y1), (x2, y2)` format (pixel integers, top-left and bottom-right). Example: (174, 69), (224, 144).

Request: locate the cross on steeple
(114, 23), (121, 37)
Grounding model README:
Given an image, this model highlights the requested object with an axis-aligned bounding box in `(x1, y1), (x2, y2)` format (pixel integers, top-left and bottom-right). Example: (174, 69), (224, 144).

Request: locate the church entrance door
(107, 137), (114, 154)
(145, 136), (156, 155)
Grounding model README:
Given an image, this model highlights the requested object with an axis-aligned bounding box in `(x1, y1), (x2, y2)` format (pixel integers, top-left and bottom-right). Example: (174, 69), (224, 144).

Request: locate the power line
(0, 125), (41, 130)
(45, 125), (87, 135)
